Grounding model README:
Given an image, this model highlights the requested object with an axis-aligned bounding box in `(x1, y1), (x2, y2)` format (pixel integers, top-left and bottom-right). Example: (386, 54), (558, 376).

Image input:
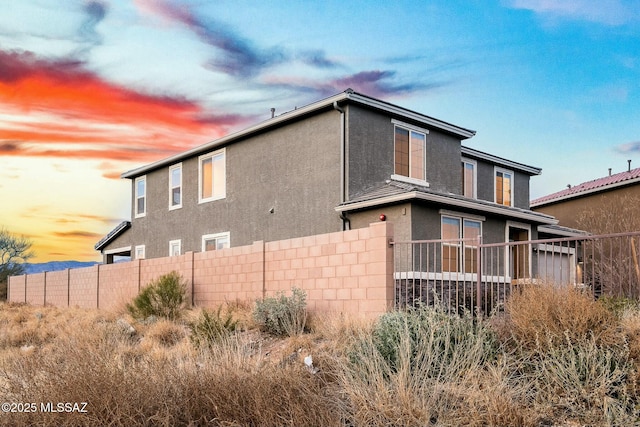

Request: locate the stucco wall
(346, 105), (463, 198)
(117, 109), (343, 260)
(533, 185), (640, 232)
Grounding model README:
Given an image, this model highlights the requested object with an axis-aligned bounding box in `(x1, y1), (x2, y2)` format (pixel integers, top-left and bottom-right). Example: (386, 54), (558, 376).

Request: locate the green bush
(190, 305), (238, 348)
(598, 295), (640, 318)
(127, 271), (187, 321)
(253, 288), (307, 336)
(370, 304), (497, 376)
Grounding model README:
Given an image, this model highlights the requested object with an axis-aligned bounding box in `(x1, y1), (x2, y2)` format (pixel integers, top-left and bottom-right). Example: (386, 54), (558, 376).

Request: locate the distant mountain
(24, 261), (99, 275)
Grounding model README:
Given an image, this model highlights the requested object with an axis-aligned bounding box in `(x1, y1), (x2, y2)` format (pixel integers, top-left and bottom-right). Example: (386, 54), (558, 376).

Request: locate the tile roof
(531, 167), (640, 207)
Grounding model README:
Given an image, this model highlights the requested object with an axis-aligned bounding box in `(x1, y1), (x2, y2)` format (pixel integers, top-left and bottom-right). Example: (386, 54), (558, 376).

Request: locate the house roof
(121, 89), (477, 179)
(461, 146), (541, 176)
(336, 179), (558, 225)
(95, 221), (131, 251)
(531, 166), (640, 207)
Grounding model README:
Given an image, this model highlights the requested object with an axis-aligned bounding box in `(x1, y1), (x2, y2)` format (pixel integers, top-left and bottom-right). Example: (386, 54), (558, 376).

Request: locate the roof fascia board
(123, 91), (477, 179)
(347, 92), (476, 139)
(531, 176), (640, 207)
(537, 225), (588, 237)
(461, 146), (541, 175)
(336, 192), (557, 225)
(122, 92), (351, 179)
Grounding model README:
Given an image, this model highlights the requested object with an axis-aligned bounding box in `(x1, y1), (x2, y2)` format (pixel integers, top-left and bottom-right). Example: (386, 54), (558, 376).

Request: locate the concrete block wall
(68, 266), (98, 309)
(8, 222), (394, 317)
(193, 241), (265, 307)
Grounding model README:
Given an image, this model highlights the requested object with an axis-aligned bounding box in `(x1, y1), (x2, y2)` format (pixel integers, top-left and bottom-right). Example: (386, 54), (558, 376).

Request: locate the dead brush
(501, 281), (622, 350)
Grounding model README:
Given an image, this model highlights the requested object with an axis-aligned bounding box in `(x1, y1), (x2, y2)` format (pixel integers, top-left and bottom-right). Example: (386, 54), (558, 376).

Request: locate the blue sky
(1, 0), (639, 261)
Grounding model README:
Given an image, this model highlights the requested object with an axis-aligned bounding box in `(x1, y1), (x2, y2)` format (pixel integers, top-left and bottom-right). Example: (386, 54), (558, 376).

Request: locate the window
(169, 240), (181, 256)
(441, 216), (482, 273)
(169, 164), (182, 209)
(199, 149), (226, 203)
(461, 159), (476, 198)
(394, 124), (426, 181)
(134, 176), (146, 217)
(202, 232), (230, 252)
(495, 168), (513, 206)
(134, 245), (145, 260)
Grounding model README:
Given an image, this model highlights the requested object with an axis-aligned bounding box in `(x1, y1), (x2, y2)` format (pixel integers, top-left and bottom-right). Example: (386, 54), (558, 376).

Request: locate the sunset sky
(2, 0), (639, 262)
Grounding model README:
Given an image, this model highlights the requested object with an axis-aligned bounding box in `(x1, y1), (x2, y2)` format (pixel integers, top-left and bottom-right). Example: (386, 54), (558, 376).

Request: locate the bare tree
(576, 194), (640, 298)
(0, 228), (34, 300)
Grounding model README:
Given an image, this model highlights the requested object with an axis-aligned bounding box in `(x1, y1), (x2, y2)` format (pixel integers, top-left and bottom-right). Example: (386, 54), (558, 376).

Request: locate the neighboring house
(96, 89), (565, 281)
(531, 163), (640, 233)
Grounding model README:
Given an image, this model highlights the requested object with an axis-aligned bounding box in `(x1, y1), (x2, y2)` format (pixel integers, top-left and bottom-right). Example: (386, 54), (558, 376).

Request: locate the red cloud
(0, 49), (250, 162)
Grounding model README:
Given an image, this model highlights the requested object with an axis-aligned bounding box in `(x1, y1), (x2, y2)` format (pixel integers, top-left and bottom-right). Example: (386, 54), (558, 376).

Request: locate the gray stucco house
(96, 89), (561, 278)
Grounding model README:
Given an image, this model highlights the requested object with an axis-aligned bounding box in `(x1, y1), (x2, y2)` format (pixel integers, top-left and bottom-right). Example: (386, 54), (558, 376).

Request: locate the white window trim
(494, 166), (514, 207)
(505, 221), (532, 280)
(201, 232), (230, 252)
(461, 158), (477, 199)
(441, 214), (483, 273)
(169, 239), (181, 256)
(134, 245), (146, 260)
(392, 122), (430, 186)
(391, 119), (430, 135)
(169, 163), (182, 210)
(198, 148), (226, 204)
(134, 176), (146, 218)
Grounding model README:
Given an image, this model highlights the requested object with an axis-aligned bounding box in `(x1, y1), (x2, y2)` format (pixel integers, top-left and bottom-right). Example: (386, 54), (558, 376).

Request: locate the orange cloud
(0, 49), (251, 162)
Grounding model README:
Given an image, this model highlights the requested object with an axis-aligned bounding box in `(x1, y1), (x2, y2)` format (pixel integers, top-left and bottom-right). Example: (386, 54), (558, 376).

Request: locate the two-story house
(96, 89), (560, 281)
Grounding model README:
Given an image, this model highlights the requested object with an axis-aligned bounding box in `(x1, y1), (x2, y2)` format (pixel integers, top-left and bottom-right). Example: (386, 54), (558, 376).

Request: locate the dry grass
(1, 282), (640, 427)
(500, 281), (622, 350)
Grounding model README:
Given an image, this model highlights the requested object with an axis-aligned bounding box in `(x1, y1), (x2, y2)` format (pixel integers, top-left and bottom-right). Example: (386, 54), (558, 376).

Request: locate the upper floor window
(202, 232), (230, 251)
(135, 176), (146, 218)
(394, 124), (426, 182)
(461, 159), (476, 198)
(495, 168), (513, 207)
(199, 149), (226, 203)
(169, 164), (182, 209)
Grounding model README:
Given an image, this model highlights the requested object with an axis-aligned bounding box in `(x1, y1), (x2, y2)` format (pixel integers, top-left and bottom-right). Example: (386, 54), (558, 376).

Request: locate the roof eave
(122, 90), (477, 179)
(461, 146), (541, 175)
(336, 192), (558, 225)
(122, 92), (350, 179)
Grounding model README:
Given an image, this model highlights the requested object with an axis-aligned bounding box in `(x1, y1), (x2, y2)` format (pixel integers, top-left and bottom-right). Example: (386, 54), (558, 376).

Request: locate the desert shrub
(502, 282), (621, 350)
(337, 306), (499, 427)
(598, 295), (640, 318)
(253, 287), (307, 336)
(145, 319), (186, 347)
(370, 304), (497, 375)
(521, 333), (637, 426)
(127, 271), (186, 321)
(190, 305), (238, 348)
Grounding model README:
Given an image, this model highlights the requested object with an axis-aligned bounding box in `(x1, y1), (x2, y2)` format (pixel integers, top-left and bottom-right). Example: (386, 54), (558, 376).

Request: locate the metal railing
(392, 231), (640, 315)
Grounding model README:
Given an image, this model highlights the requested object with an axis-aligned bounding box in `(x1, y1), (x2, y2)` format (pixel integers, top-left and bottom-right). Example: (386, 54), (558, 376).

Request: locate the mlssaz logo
(40, 402), (88, 413)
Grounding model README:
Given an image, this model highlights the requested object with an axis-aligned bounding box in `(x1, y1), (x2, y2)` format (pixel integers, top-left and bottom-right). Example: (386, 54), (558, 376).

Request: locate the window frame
(134, 244), (146, 260)
(440, 214), (483, 274)
(198, 148), (226, 204)
(461, 158), (477, 199)
(134, 176), (146, 218)
(169, 163), (182, 210)
(392, 120), (429, 185)
(494, 167), (514, 207)
(201, 232), (230, 252)
(169, 239), (181, 257)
